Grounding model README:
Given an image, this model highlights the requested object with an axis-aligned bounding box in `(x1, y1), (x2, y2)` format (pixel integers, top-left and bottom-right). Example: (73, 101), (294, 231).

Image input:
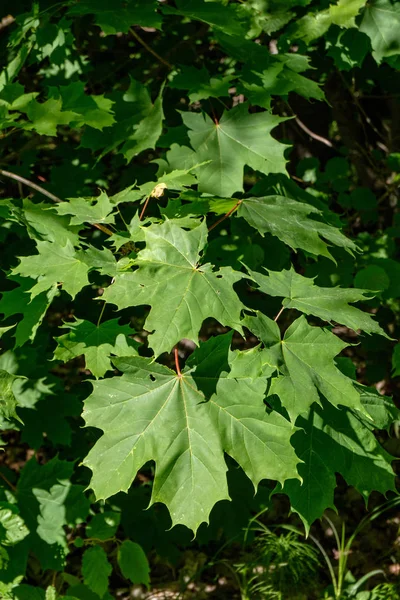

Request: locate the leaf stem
(130, 28), (173, 69)
(97, 301), (106, 327)
(208, 200), (242, 232)
(274, 307), (285, 322)
(174, 347), (182, 377)
(0, 471), (16, 492)
(139, 195), (150, 221)
(0, 168), (114, 236)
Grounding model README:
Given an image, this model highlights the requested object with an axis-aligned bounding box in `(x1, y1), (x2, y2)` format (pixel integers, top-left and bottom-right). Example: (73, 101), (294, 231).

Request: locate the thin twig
(294, 117), (333, 147)
(0, 470), (16, 492)
(208, 200), (242, 232)
(0, 168), (62, 203)
(0, 168), (114, 236)
(130, 28), (173, 69)
(274, 307), (284, 322)
(174, 348), (182, 377)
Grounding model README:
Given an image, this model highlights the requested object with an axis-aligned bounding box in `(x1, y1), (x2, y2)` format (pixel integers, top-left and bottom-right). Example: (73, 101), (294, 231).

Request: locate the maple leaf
(248, 267), (387, 336)
(0, 369), (24, 423)
(55, 191), (115, 225)
(102, 221), (245, 356)
(280, 396), (397, 532)
(24, 98), (79, 136)
(170, 66), (233, 103)
(58, 81), (115, 130)
(12, 241), (90, 299)
(0, 276), (58, 347)
(67, 0), (162, 33)
(360, 0), (400, 62)
(54, 318), (139, 379)
(83, 334), (299, 532)
(22, 200), (81, 246)
(162, 0), (249, 36)
(238, 195), (357, 260)
(244, 313), (365, 421)
(181, 103), (289, 196)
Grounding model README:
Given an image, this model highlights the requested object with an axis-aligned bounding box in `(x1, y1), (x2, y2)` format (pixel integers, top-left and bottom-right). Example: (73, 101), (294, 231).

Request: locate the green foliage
(0, 0), (399, 595)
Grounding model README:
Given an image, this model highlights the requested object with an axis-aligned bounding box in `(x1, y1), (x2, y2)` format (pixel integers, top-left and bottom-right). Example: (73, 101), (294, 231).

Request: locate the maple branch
(174, 348), (182, 377)
(0, 168), (62, 203)
(294, 117), (333, 148)
(208, 200), (242, 232)
(0, 168), (114, 236)
(0, 470), (16, 492)
(130, 28), (173, 69)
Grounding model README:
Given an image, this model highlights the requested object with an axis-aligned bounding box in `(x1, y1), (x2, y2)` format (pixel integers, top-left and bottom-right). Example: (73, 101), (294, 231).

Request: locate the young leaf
(102, 221), (245, 356)
(24, 98), (79, 136)
(82, 545), (112, 597)
(248, 267), (387, 336)
(55, 191), (115, 226)
(0, 370), (25, 422)
(83, 335), (299, 533)
(181, 104), (289, 196)
(12, 241), (90, 299)
(118, 540), (150, 587)
(54, 317), (138, 379)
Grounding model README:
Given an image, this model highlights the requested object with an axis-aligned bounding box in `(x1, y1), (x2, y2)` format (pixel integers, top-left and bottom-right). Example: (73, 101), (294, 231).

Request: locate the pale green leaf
(54, 318), (138, 379)
(0, 370), (25, 422)
(12, 241), (90, 299)
(24, 98), (79, 136)
(55, 191), (115, 225)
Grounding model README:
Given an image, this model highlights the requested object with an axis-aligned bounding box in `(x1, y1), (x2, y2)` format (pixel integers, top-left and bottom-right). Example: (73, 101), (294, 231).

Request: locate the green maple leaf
(238, 195), (357, 259)
(248, 267), (387, 336)
(0, 276), (58, 347)
(67, 0), (162, 33)
(24, 98), (79, 136)
(12, 241), (90, 299)
(22, 200), (81, 246)
(121, 84), (164, 162)
(288, 0), (366, 43)
(83, 334), (299, 533)
(102, 221), (245, 356)
(280, 398), (396, 532)
(55, 191), (115, 225)
(162, 0), (249, 36)
(360, 0), (400, 62)
(58, 82), (115, 130)
(244, 313), (364, 421)
(171, 66), (233, 103)
(0, 504), (28, 546)
(54, 318), (139, 379)
(181, 103), (288, 196)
